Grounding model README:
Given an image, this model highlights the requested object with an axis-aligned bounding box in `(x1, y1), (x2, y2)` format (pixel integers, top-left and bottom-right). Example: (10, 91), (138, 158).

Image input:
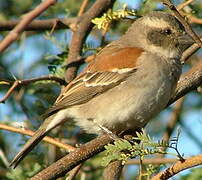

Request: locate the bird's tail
(9, 110), (68, 168)
(9, 128), (47, 168)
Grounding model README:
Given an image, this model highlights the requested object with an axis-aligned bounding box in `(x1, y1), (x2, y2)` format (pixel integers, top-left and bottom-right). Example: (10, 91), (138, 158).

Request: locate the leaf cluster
(92, 4), (136, 31)
(102, 129), (183, 166)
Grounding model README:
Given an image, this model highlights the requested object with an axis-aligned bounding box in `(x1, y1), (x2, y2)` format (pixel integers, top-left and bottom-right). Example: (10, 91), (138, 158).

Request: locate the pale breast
(69, 53), (181, 134)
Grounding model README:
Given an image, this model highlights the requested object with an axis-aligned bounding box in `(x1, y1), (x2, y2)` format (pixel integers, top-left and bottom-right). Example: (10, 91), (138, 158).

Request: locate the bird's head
(122, 11), (194, 59)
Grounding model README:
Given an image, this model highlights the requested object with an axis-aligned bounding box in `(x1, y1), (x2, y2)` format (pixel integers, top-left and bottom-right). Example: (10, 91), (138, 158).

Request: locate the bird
(10, 11), (194, 168)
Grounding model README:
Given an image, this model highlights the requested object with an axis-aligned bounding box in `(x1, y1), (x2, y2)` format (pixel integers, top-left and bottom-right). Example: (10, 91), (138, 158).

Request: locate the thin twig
(0, 0), (57, 53)
(151, 154), (202, 180)
(0, 123), (75, 152)
(67, 164), (83, 180)
(0, 54), (96, 103)
(0, 81), (19, 103)
(78, 0), (89, 17)
(126, 158), (178, 165)
(180, 41), (201, 63)
(0, 75), (66, 103)
(177, 0), (195, 11)
(189, 16), (202, 25)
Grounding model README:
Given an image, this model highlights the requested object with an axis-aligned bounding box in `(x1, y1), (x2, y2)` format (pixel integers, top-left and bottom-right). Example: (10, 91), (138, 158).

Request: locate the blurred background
(0, 0), (201, 179)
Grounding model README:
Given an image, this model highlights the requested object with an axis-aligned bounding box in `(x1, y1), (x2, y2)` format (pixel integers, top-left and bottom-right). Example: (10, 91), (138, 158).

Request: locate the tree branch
(0, 75), (66, 103)
(189, 15), (202, 25)
(77, 0), (89, 17)
(177, 0), (195, 11)
(126, 158), (178, 165)
(103, 160), (123, 180)
(151, 154), (202, 180)
(66, 164), (83, 180)
(180, 41), (201, 63)
(0, 18), (77, 31)
(30, 134), (113, 180)
(0, 123), (75, 152)
(0, 0), (57, 53)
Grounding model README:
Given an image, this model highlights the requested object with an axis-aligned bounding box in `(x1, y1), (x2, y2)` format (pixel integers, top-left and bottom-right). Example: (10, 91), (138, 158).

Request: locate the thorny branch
(0, 55), (95, 104)
(0, 75), (66, 103)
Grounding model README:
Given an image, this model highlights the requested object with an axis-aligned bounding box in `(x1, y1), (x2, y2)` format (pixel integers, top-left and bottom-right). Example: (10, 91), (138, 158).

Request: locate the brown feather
(9, 129), (47, 168)
(43, 47), (143, 118)
(88, 47), (143, 72)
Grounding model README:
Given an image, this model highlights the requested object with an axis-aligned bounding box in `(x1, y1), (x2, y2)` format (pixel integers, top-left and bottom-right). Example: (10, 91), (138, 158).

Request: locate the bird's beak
(178, 33), (195, 47)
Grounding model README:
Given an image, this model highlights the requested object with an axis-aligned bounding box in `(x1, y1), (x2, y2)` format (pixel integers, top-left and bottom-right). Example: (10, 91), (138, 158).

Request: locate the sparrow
(10, 11), (194, 168)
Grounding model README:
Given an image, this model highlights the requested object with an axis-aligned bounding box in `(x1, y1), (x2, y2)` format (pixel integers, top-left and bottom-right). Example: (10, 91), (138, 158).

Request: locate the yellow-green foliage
(102, 129), (183, 166)
(92, 4), (136, 31)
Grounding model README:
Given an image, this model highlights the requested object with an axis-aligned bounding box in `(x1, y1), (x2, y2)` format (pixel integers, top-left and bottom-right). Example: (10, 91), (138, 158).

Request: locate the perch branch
(30, 134), (113, 180)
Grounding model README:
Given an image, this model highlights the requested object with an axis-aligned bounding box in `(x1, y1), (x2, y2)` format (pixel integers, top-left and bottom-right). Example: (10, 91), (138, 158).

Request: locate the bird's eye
(163, 28), (172, 35)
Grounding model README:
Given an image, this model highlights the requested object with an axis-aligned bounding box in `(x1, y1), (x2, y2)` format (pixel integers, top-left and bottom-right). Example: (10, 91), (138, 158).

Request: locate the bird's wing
(43, 47), (143, 118)
(9, 47), (143, 168)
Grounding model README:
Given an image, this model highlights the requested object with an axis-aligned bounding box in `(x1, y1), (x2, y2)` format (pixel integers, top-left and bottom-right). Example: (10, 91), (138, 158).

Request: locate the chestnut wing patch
(43, 47), (143, 118)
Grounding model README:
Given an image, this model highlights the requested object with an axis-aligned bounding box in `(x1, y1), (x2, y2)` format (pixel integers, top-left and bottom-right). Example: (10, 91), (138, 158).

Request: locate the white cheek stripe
(143, 17), (170, 29)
